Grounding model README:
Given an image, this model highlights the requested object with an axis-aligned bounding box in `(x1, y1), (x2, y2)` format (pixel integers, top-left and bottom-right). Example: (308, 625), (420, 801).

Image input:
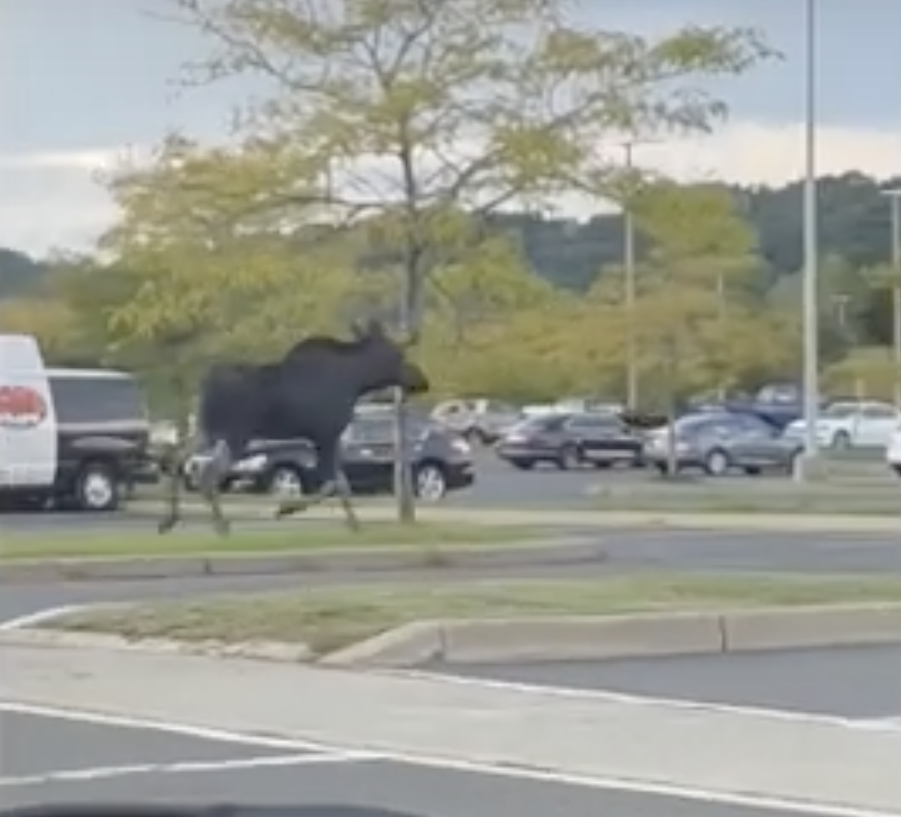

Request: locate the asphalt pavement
(1, 526), (900, 624)
(430, 644), (901, 722)
(0, 704), (852, 816)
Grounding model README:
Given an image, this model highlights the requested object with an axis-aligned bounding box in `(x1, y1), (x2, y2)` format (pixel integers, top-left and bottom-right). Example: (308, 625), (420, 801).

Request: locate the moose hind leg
(333, 467), (360, 532)
(198, 439), (234, 537)
(158, 444), (186, 535)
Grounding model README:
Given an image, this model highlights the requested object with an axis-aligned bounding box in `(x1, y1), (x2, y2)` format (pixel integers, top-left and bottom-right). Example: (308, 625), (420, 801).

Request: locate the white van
(0, 334), (156, 511)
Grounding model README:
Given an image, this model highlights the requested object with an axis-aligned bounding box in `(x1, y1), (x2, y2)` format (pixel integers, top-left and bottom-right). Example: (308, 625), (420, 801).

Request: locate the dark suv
(185, 412), (475, 501)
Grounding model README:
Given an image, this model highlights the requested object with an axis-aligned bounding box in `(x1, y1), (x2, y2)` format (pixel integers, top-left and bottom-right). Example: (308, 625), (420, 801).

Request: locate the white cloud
(2, 121), (898, 256)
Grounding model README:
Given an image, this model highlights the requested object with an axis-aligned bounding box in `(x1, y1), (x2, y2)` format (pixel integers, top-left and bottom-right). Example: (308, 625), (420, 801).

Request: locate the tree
(156, 0), (774, 519)
(600, 182), (770, 414)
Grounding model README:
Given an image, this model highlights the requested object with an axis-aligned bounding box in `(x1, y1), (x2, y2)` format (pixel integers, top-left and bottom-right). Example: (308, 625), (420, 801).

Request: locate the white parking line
(389, 668), (901, 734)
(2, 699), (895, 817)
(0, 604), (100, 632)
(0, 752), (375, 787)
(0, 700), (365, 754)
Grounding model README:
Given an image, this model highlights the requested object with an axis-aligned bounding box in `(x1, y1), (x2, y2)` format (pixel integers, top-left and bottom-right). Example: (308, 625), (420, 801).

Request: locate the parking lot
(0, 701), (871, 817)
(427, 643), (901, 725)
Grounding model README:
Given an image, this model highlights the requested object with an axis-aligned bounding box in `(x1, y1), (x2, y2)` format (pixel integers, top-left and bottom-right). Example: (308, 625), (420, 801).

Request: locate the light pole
(622, 141), (638, 409)
(798, 0), (820, 481)
(880, 189), (901, 407)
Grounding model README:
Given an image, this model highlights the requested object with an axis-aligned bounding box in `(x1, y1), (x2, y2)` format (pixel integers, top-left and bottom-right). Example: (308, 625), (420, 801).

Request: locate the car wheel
(831, 431), (851, 449)
(266, 464), (306, 498)
(414, 462), (447, 502)
(509, 459), (535, 470)
(557, 445), (580, 470)
(74, 461), (121, 512)
(704, 449), (730, 476)
(892, 464), (901, 479)
(465, 428), (487, 446)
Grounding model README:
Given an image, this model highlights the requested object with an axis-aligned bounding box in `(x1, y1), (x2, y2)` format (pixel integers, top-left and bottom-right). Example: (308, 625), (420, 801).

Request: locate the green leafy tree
(154, 0), (774, 520)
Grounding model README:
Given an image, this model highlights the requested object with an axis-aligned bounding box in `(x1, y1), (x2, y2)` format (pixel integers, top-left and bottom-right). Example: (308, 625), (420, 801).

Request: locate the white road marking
(0, 700), (895, 817)
(389, 668), (901, 734)
(0, 604), (98, 632)
(0, 752), (374, 787)
(0, 700), (363, 754)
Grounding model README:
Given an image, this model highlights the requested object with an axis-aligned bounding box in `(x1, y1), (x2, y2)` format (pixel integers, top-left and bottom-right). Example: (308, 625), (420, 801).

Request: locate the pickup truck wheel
(74, 462), (121, 512)
(266, 464), (306, 497)
(831, 430), (850, 449)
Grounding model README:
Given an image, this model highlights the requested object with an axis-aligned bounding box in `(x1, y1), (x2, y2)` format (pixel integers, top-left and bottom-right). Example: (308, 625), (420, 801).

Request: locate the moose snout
(403, 362), (430, 394)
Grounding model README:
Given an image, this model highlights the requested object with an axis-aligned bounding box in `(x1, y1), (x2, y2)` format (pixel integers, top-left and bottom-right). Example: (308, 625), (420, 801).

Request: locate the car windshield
(511, 414), (565, 433)
(673, 414), (720, 434)
(822, 403), (858, 418)
(345, 415), (431, 443)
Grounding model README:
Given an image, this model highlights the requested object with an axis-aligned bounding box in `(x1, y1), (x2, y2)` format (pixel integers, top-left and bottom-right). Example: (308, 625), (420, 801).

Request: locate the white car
(885, 425), (901, 477)
(784, 400), (900, 449)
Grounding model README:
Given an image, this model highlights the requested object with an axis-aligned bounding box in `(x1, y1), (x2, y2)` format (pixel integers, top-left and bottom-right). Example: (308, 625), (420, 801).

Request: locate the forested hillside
(2, 172), (899, 299)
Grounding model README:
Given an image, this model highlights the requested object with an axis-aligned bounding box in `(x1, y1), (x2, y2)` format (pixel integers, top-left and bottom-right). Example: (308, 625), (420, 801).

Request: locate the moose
(157, 319), (430, 536)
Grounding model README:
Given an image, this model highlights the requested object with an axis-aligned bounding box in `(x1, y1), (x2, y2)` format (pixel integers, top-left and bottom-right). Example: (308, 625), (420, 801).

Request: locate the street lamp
(798, 0), (820, 481)
(620, 139), (657, 409)
(879, 188), (901, 406)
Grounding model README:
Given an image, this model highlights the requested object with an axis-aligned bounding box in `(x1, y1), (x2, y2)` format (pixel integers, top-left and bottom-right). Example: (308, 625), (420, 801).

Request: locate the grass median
(0, 522), (545, 562)
(44, 574), (901, 654)
(589, 481), (901, 515)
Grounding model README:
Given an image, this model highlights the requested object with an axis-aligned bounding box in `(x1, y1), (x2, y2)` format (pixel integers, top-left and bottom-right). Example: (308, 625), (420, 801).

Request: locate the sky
(1, 0), (900, 255)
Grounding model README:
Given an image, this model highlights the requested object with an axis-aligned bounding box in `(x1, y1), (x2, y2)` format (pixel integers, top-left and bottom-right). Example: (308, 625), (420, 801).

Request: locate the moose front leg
(274, 447), (360, 531)
(198, 439), (234, 537)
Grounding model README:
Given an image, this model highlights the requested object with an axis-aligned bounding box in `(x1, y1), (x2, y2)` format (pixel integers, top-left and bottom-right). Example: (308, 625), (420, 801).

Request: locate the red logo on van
(0, 385), (47, 429)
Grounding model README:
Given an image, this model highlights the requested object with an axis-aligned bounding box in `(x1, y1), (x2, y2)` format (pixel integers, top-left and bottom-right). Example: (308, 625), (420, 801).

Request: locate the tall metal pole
(799, 0), (820, 480)
(623, 142), (638, 409)
(890, 193), (901, 407)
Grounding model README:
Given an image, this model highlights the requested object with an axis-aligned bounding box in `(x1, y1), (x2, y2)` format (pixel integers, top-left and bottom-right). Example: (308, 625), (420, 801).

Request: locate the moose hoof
(274, 501), (307, 520)
(157, 518), (177, 535)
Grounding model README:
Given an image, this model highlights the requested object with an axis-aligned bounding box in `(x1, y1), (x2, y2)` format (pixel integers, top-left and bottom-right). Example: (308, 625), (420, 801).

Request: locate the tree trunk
(392, 386), (416, 524)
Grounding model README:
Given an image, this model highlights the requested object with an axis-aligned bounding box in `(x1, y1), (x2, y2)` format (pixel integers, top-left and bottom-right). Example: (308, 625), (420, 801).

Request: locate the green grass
(0, 522), (545, 561)
(46, 574), (901, 654)
(589, 479), (901, 515)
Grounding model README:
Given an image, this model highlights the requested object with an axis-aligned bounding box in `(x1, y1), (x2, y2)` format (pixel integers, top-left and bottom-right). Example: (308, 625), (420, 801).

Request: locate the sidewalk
(3, 641), (898, 813)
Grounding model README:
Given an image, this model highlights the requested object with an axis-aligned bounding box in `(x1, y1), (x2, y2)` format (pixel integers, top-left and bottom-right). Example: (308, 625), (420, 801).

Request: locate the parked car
(642, 411), (802, 476)
(185, 413), (474, 502)
(431, 398), (522, 444)
(783, 400), (900, 449)
(0, 334), (157, 512)
(885, 420), (901, 477)
(495, 412), (644, 470)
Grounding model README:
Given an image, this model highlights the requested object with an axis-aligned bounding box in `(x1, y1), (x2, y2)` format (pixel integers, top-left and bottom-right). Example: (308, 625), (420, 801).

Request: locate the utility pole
(622, 141), (637, 409)
(798, 0), (820, 481)
(880, 189), (901, 407)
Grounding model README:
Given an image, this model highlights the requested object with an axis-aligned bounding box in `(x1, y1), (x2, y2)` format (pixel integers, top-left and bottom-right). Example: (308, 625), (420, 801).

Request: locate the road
(0, 703), (856, 816)
(429, 644), (901, 722)
(1, 526), (900, 624)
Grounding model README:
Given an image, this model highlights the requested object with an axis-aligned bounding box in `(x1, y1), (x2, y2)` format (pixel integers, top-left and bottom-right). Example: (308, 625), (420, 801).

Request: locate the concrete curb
(320, 603), (901, 667)
(3, 603), (899, 667)
(0, 536), (602, 583)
